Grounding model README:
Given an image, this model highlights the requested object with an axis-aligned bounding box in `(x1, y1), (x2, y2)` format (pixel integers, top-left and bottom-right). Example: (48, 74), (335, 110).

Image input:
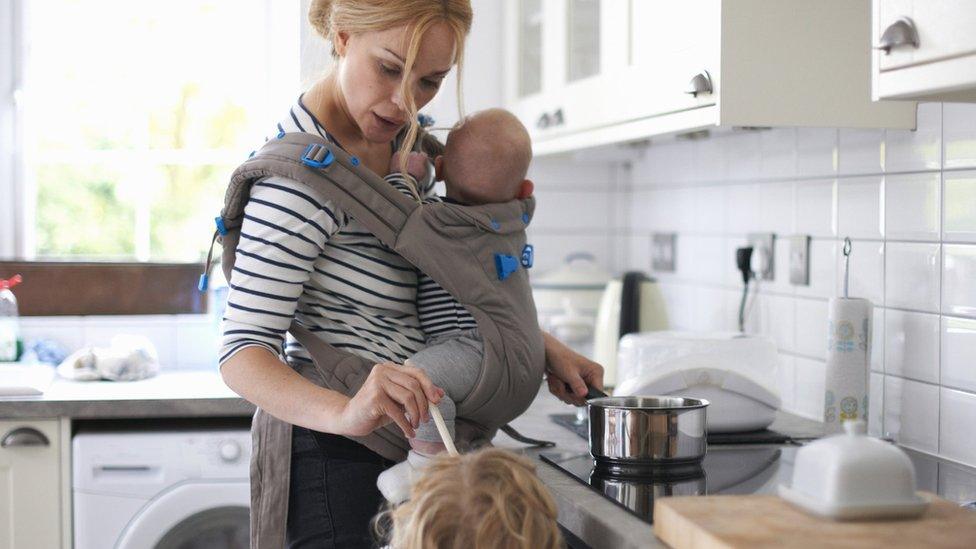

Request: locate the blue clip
(521, 244), (534, 269)
(490, 219), (501, 231)
(350, 156), (360, 167)
(418, 113), (435, 128)
(494, 253), (519, 281)
(198, 273), (209, 292)
(301, 144), (334, 169)
(214, 216), (228, 236)
(521, 213), (530, 224)
(276, 129), (286, 139)
(248, 150), (256, 158)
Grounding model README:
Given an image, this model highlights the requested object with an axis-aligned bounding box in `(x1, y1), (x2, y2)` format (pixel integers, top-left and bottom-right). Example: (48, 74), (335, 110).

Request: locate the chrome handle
(685, 70), (713, 97)
(536, 112), (551, 129)
(1, 427), (50, 448)
(876, 17), (920, 54)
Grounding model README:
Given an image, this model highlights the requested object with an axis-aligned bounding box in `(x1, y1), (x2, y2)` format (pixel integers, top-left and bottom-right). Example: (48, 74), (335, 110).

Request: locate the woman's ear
(434, 155), (445, 182)
(334, 30), (351, 57)
(517, 179), (534, 199)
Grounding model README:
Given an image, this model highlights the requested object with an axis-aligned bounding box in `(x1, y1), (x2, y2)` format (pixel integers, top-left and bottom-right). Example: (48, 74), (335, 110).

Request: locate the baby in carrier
(376, 108), (536, 503)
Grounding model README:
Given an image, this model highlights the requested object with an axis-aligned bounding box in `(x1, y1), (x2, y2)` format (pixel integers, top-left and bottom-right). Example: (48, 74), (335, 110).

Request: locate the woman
(219, 1), (603, 547)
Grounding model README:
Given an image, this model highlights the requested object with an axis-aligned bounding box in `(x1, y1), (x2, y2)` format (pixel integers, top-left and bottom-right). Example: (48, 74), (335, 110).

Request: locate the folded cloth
(56, 334), (159, 382)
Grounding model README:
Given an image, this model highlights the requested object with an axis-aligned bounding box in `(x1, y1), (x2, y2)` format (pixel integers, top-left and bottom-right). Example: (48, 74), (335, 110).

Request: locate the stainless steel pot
(586, 387), (709, 471)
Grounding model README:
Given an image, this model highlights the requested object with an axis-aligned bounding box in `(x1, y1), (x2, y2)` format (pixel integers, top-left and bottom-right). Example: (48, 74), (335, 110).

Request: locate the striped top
(219, 97), (473, 370)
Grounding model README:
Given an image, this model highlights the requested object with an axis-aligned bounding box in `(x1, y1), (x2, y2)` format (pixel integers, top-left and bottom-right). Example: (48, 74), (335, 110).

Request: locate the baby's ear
(434, 155), (445, 182)
(517, 179), (534, 199)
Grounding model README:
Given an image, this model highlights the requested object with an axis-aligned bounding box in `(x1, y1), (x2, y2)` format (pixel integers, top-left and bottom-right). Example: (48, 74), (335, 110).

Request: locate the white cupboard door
(606, 0), (720, 128)
(0, 420), (62, 549)
(878, 0), (976, 71)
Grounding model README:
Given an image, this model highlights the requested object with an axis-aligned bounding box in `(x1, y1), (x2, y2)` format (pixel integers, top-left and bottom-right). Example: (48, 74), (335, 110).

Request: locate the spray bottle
(0, 275), (23, 362)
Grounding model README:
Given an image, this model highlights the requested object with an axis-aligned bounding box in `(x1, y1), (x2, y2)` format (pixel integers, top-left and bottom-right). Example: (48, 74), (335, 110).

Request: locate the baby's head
(435, 109), (533, 205)
(380, 448), (561, 549)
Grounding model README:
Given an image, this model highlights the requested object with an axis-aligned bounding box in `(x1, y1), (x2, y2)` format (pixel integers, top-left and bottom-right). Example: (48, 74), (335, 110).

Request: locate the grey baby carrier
(207, 130), (545, 547)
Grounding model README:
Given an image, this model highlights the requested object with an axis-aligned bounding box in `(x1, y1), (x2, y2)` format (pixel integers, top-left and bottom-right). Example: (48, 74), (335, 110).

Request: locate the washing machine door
(116, 481), (249, 549)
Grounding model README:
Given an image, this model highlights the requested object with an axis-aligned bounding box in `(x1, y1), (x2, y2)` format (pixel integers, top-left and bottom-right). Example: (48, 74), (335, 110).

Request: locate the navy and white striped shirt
(219, 97), (473, 369)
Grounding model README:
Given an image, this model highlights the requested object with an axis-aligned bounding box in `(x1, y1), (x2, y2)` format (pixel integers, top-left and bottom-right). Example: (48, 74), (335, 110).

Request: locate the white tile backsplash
(885, 242), (941, 312)
(885, 172), (942, 241)
(532, 106), (976, 466)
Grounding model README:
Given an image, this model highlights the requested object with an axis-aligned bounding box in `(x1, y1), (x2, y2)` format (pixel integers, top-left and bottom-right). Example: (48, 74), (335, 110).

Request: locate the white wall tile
(628, 233), (653, 273)
(943, 244), (976, 318)
(885, 172), (941, 241)
(175, 315), (219, 370)
(694, 287), (729, 331)
(724, 131), (761, 181)
(794, 180), (837, 238)
(884, 310), (940, 384)
(837, 176), (883, 240)
(693, 185), (727, 235)
(943, 170), (976, 243)
(777, 354), (796, 413)
(83, 315), (178, 369)
(18, 316), (87, 355)
(943, 103), (976, 169)
(838, 129), (884, 175)
(531, 190), (609, 230)
(761, 295), (795, 353)
(940, 388), (976, 467)
(693, 136), (727, 182)
(690, 237), (727, 285)
(758, 182), (794, 235)
(885, 102), (942, 173)
(725, 183), (761, 236)
(768, 237), (794, 295)
(795, 299), (828, 360)
(529, 156), (614, 189)
(942, 316), (976, 393)
(885, 242), (941, 312)
(794, 357), (826, 420)
(869, 372), (884, 437)
(796, 128), (838, 177)
(795, 239), (837, 299)
(883, 376), (940, 453)
(760, 128), (797, 179)
(837, 240), (884, 306)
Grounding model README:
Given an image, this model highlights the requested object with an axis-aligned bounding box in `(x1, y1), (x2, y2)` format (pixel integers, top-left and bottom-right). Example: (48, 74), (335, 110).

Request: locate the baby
(376, 108), (535, 503)
(375, 448), (562, 549)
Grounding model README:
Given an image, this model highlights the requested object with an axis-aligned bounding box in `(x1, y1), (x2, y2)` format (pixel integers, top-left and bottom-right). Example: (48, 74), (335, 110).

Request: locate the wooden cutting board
(653, 493), (976, 548)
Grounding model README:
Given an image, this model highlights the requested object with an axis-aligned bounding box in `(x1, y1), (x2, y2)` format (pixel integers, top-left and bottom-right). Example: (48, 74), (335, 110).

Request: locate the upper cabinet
(873, 0), (976, 102)
(504, 0), (917, 156)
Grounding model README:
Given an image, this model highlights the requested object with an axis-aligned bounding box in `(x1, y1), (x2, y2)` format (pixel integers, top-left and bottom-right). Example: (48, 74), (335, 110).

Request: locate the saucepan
(585, 387), (709, 473)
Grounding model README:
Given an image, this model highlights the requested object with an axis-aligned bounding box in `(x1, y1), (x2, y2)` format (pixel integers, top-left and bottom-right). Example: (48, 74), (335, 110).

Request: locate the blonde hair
(377, 448), (562, 549)
(308, 0), (472, 178)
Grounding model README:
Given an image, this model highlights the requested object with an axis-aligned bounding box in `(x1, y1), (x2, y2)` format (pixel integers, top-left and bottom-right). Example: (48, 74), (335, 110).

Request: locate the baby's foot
(376, 450), (434, 504)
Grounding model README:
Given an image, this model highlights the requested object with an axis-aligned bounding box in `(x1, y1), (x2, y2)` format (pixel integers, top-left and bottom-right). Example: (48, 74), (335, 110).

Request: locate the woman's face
(334, 22), (456, 144)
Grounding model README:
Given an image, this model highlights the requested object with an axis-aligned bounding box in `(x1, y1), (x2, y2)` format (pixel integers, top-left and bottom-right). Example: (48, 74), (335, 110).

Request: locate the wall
(529, 101), (976, 468)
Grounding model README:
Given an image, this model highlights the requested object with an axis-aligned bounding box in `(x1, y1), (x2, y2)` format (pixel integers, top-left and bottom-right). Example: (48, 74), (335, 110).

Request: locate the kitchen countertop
(0, 370), (254, 419)
(494, 388), (824, 549)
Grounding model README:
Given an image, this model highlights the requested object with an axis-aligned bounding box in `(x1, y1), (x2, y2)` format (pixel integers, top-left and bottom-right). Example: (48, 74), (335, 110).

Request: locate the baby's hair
(442, 109), (532, 205)
(374, 447), (562, 549)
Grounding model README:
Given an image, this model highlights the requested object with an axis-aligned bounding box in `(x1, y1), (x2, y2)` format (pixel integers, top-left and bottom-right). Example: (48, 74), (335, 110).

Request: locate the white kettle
(593, 271), (668, 387)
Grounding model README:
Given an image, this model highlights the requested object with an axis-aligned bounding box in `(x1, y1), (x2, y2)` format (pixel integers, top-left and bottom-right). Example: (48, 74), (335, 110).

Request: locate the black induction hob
(540, 445), (797, 525)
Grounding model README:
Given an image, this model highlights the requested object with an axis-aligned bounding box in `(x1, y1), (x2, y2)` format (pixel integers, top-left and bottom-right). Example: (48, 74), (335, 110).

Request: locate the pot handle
(585, 385), (609, 400)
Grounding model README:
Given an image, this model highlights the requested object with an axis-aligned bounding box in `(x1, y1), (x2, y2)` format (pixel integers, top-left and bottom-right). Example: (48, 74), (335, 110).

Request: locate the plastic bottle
(0, 275), (23, 362)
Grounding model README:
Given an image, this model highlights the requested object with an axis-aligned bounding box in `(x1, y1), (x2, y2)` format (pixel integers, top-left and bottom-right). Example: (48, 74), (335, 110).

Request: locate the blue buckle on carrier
(214, 216), (228, 236)
(521, 244), (534, 269)
(495, 253), (519, 281)
(301, 144), (334, 169)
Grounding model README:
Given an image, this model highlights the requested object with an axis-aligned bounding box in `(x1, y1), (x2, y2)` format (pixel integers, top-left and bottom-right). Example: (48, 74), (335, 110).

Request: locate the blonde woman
(219, 1), (603, 546)
(380, 448), (563, 549)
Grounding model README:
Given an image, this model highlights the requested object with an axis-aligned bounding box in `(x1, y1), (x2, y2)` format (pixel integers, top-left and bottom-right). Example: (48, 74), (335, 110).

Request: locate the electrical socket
(747, 232), (775, 280)
(651, 233), (676, 272)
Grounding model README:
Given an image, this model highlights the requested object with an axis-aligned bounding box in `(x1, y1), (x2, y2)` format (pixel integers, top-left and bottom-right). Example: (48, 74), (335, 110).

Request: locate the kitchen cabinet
(873, 1), (976, 101)
(504, 0), (917, 156)
(0, 419), (65, 549)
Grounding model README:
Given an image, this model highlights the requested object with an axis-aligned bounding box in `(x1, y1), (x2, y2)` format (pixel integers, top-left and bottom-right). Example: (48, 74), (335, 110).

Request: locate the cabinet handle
(875, 17), (920, 54)
(536, 112), (551, 129)
(685, 70), (713, 97)
(1, 427), (50, 448)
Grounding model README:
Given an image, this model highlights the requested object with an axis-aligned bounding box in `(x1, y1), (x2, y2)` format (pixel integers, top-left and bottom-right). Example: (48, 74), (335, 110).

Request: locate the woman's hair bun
(308, 0), (333, 40)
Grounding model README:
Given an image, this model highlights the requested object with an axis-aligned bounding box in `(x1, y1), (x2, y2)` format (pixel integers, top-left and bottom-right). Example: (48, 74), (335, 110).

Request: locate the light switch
(790, 235), (811, 286)
(652, 233), (676, 272)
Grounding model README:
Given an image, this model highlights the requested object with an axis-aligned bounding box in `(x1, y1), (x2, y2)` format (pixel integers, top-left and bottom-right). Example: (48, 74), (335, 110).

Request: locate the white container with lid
(778, 421), (929, 520)
(531, 253), (611, 343)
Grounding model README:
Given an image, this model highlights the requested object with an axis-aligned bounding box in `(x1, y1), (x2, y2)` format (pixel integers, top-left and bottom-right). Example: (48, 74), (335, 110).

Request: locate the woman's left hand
(542, 332), (604, 406)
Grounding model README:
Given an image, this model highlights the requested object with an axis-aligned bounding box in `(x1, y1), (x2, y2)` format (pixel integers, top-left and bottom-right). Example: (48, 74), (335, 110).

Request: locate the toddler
(376, 108), (535, 503)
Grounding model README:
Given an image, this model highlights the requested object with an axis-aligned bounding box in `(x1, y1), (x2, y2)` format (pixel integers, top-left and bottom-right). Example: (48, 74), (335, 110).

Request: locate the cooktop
(540, 445), (798, 524)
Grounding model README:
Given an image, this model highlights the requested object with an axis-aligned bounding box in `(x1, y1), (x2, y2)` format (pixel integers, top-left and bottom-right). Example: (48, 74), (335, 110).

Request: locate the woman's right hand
(335, 362), (444, 439)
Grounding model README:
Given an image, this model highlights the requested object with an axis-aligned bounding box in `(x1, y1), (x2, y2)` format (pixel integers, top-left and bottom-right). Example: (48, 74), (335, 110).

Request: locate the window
(9, 0), (301, 262)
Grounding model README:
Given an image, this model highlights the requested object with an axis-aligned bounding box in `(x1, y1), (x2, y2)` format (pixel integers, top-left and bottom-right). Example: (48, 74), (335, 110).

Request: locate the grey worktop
(0, 370), (254, 419)
(495, 388), (824, 549)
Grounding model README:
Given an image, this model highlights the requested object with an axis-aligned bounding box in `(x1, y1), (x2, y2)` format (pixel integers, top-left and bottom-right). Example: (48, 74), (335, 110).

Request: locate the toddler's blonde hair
(379, 448), (562, 549)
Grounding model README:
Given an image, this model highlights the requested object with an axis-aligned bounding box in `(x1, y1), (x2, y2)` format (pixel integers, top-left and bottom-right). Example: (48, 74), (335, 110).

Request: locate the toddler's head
(380, 448), (561, 549)
(436, 109), (533, 205)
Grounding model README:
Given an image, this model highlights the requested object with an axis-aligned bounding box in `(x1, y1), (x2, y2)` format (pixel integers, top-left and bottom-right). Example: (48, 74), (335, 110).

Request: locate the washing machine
(73, 426), (251, 549)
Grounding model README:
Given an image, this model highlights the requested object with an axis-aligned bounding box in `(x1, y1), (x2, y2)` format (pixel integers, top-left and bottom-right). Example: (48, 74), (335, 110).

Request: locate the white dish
(778, 484), (929, 520)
